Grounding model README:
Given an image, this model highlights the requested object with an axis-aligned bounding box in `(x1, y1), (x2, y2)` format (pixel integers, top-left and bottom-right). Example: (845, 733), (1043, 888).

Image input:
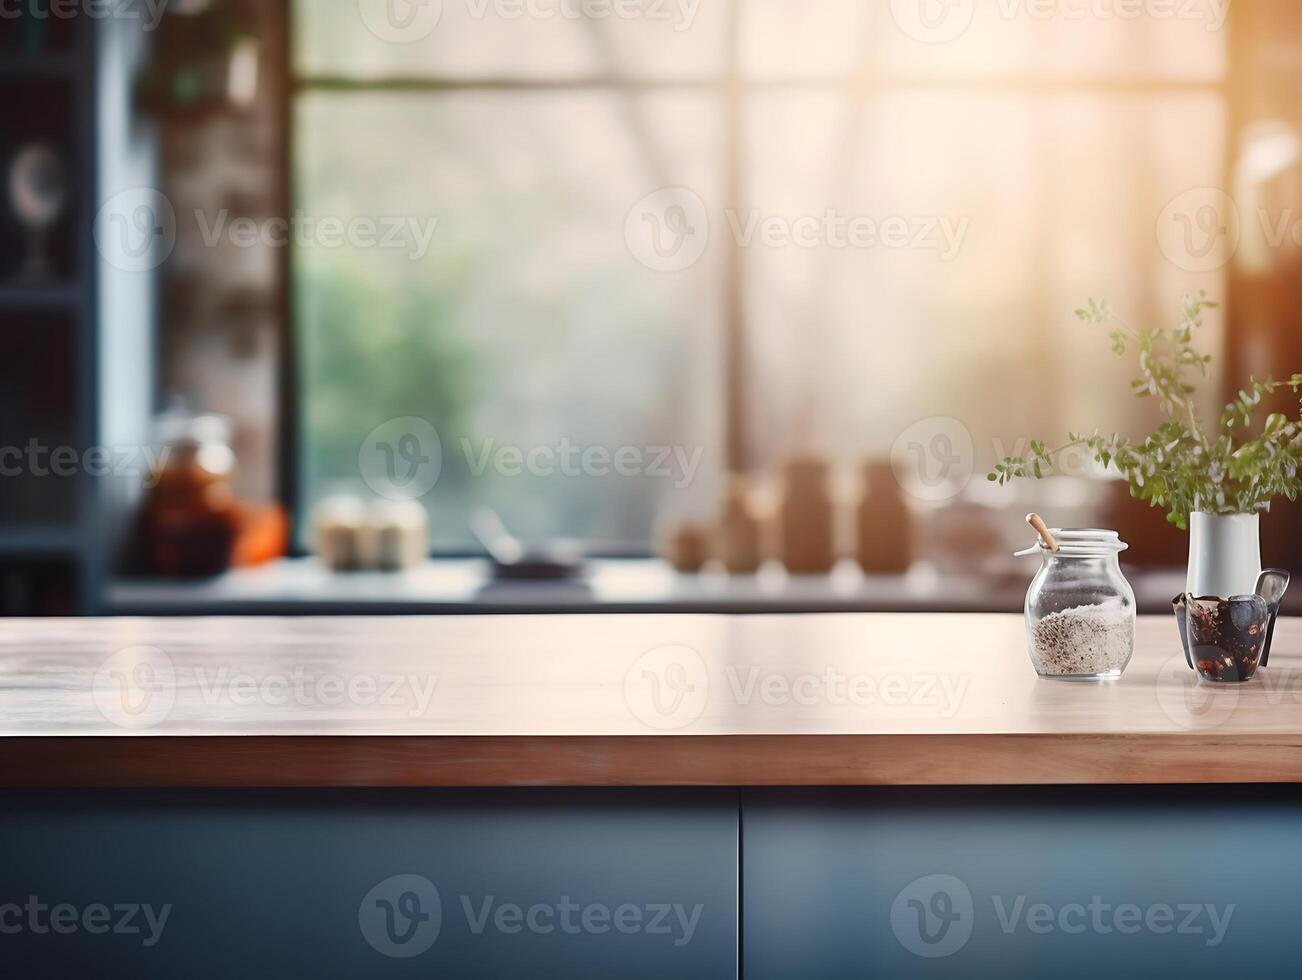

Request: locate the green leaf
(986, 294), (1302, 525)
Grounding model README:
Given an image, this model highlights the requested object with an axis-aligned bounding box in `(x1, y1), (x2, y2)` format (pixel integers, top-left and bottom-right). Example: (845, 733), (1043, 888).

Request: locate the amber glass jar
(143, 415), (239, 577)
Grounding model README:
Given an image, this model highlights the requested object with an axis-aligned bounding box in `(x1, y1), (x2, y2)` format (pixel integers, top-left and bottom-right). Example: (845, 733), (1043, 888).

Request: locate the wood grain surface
(1, 613), (1299, 786)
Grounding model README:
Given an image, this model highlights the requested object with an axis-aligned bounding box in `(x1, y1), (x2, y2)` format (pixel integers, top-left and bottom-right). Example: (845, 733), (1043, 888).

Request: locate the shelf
(0, 527), (81, 557)
(0, 284), (82, 313)
(0, 53), (77, 77)
(105, 558), (1204, 616)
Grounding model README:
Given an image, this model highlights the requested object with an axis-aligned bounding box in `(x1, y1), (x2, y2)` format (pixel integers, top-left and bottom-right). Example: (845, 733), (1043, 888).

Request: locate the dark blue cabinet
(742, 788), (1302, 980)
(0, 790), (737, 979)
(14, 785), (1302, 978)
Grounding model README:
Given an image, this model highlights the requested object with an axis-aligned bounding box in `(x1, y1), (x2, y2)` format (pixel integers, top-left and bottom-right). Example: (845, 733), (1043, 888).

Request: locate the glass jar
(1020, 528), (1136, 680)
(144, 413), (240, 577)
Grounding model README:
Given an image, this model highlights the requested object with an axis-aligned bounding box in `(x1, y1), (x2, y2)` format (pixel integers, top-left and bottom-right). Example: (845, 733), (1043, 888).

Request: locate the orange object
(232, 502), (288, 567)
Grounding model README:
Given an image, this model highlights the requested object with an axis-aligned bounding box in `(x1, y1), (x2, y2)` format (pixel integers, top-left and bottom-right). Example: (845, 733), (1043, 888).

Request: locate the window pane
(295, 91), (725, 550)
(739, 0), (868, 79)
(739, 1), (1226, 81)
(870, 3), (1227, 81)
(742, 90), (1226, 482)
(294, 0), (729, 80)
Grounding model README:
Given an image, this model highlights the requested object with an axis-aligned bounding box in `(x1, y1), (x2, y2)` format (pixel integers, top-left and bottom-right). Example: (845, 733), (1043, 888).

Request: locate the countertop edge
(2, 732), (1300, 788)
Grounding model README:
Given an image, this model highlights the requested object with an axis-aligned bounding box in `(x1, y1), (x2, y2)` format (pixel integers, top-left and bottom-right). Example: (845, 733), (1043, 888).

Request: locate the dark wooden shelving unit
(1, 14), (156, 614)
(0, 56), (76, 79)
(0, 284), (82, 310)
(1, 15), (92, 615)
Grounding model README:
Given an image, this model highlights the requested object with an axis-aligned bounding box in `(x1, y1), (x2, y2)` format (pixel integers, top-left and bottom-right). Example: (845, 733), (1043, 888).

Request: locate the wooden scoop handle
(1026, 513), (1060, 553)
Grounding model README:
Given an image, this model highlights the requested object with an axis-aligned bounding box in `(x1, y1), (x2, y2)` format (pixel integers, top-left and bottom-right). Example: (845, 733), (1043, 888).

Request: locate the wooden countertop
(1, 613), (1300, 787)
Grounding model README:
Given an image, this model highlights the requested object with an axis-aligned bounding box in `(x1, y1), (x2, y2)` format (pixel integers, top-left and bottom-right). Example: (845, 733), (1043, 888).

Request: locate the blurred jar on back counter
(778, 456), (836, 574)
(857, 459), (913, 574)
(143, 413), (240, 577)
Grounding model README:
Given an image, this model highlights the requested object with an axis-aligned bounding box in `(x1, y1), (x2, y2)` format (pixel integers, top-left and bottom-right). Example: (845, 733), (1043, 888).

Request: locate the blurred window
(292, 0), (1228, 552)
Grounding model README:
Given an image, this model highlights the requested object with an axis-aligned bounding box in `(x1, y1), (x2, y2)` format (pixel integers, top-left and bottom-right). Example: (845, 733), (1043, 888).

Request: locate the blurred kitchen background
(2, 0), (1301, 615)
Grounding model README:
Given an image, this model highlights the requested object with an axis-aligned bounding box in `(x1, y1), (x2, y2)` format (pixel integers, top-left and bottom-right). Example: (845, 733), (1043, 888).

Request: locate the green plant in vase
(988, 292), (1302, 596)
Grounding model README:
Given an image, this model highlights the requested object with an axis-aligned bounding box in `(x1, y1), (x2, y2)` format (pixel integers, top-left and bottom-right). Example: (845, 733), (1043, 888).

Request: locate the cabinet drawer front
(0, 789), (737, 980)
(743, 788), (1302, 980)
